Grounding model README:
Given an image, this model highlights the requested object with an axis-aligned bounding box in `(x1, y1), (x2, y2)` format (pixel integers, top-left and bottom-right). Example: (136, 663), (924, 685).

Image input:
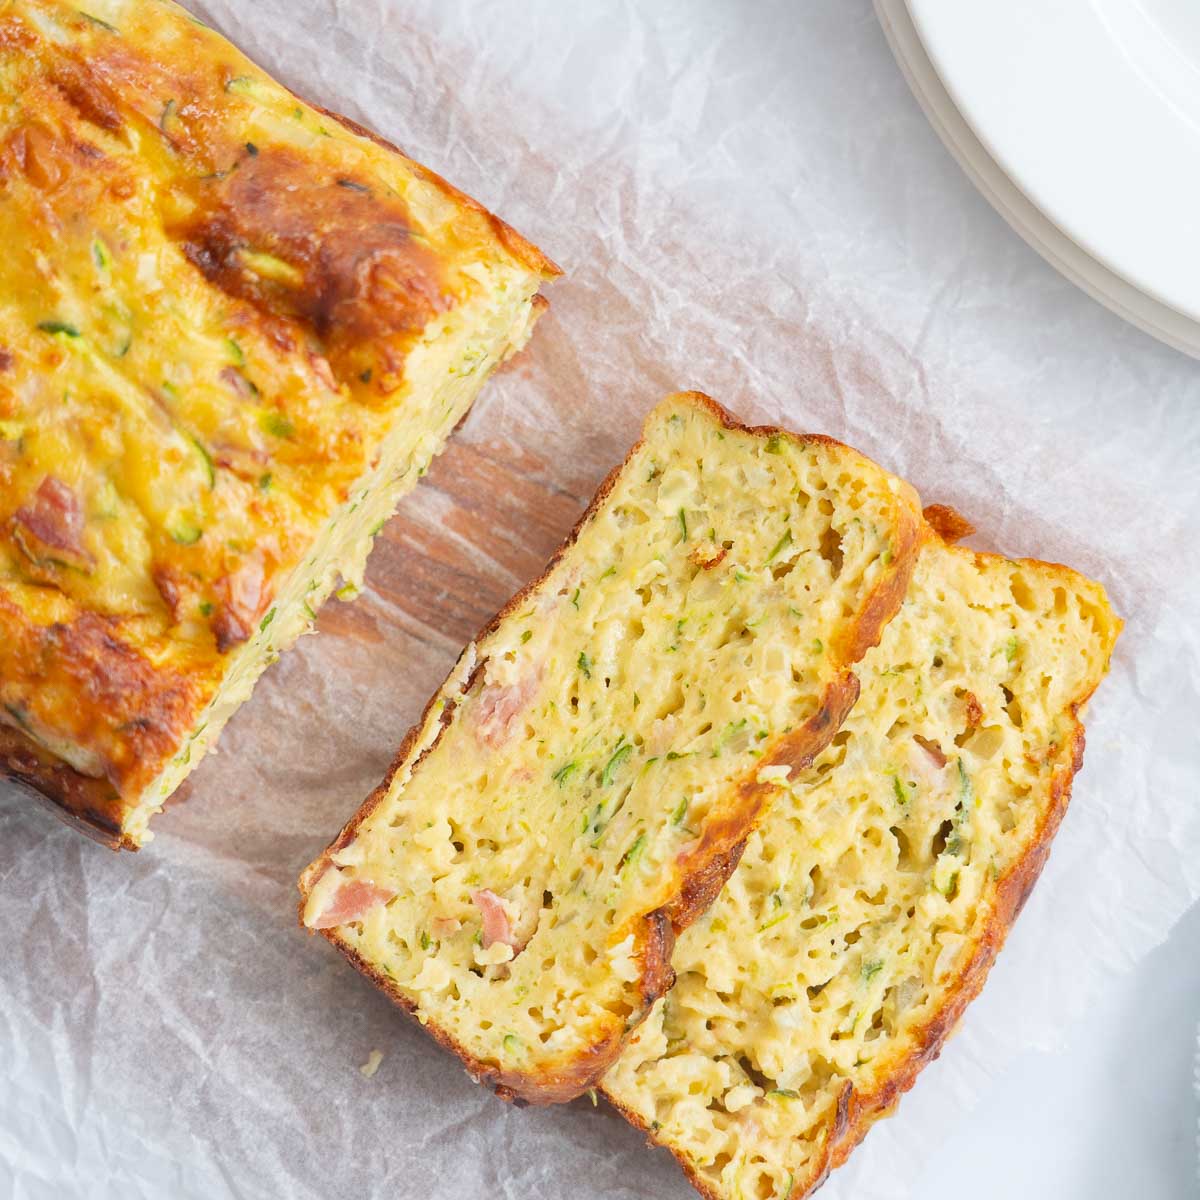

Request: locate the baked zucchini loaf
(600, 516), (1121, 1200)
(0, 0), (557, 847)
(300, 392), (923, 1103)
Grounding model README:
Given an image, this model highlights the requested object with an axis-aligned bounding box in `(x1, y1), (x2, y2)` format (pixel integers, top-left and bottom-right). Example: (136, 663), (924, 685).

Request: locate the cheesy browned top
(0, 0), (555, 834)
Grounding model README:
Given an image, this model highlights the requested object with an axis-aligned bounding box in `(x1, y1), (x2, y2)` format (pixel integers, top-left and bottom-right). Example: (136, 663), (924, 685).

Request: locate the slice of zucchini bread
(0, 0), (558, 847)
(600, 518), (1121, 1200)
(299, 392), (923, 1103)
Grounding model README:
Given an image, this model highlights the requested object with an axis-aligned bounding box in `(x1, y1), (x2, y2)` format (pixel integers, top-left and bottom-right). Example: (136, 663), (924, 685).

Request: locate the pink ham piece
(474, 670), (540, 748)
(309, 876), (396, 930)
(12, 475), (93, 570)
(471, 889), (518, 949)
(218, 365), (256, 399)
(913, 734), (948, 770)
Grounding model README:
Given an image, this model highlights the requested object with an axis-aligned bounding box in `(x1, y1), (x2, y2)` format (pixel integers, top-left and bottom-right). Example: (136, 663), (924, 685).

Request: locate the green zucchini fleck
(577, 651), (592, 680)
(168, 519), (203, 545)
(260, 410), (295, 439)
(618, 832), (647, 874)
(418, 930), (431, 951)
(670, 796), (688, 825)
(758, 908), (791, 933)
(584, 802), (610, 845)
(765, 434), (784, 454)
(957, 758), (974, 808)
(551, 760), (579, 786)
(91, 239), (110, 270)
(862, 958), (884, 984)
(225, 75), (272, 100)
(78, 10), (120, 34)
(601, 739), (632, 786)
(677, 507), (688, 543)
(765, 528), (793, 564)
(187, 434), (216, 490)
(712, 718), (749, 757)
(37, 320), (80, 338)
(259, 607), (276, 632)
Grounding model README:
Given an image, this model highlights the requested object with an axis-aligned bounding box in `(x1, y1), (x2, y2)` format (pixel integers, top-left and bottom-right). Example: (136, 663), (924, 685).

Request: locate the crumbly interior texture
(302, 393), (920, 1098)
(601, 540), (1120, 1200)
(0, 0), (554, 844)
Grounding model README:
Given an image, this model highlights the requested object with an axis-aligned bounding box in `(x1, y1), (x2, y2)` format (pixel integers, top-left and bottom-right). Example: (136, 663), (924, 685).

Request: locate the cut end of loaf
(0, 0), (557, 847)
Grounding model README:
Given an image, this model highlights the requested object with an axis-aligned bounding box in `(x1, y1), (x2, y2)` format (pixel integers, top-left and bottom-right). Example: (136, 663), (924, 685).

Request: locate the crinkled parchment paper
(2, 2), (1199, 1197)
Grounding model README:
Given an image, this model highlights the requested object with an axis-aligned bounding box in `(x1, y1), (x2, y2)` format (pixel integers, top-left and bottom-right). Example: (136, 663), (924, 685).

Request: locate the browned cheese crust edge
(298, 391), (923, 1104)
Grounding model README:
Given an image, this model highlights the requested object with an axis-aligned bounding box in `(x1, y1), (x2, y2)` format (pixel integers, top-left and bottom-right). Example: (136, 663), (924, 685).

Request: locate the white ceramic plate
(877, 0), (1200, 358)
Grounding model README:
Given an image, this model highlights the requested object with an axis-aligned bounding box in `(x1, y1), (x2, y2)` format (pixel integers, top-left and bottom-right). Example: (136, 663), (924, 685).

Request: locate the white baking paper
(2, 2), (1198, 1197)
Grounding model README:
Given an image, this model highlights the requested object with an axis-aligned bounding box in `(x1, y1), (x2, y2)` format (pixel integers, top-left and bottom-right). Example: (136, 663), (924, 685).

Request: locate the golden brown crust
(838, 506), (921, 666)
(0, 598), (206, 795)
(300, 392), (923, 1104)
(0, 724), (128, 848)
(313, 106), (562, 281)
(173, 145), (452, 380)
(664, 672), (860, 933)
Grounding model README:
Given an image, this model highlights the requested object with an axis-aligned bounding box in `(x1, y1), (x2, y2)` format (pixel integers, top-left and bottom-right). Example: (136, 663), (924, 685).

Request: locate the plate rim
(876, 0), (1200, 360)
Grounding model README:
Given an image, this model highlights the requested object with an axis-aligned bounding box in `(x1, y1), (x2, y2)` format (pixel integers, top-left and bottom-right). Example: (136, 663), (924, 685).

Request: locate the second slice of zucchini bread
(299, 392), (922, 1102)
(600, 520), (1121, 1200)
